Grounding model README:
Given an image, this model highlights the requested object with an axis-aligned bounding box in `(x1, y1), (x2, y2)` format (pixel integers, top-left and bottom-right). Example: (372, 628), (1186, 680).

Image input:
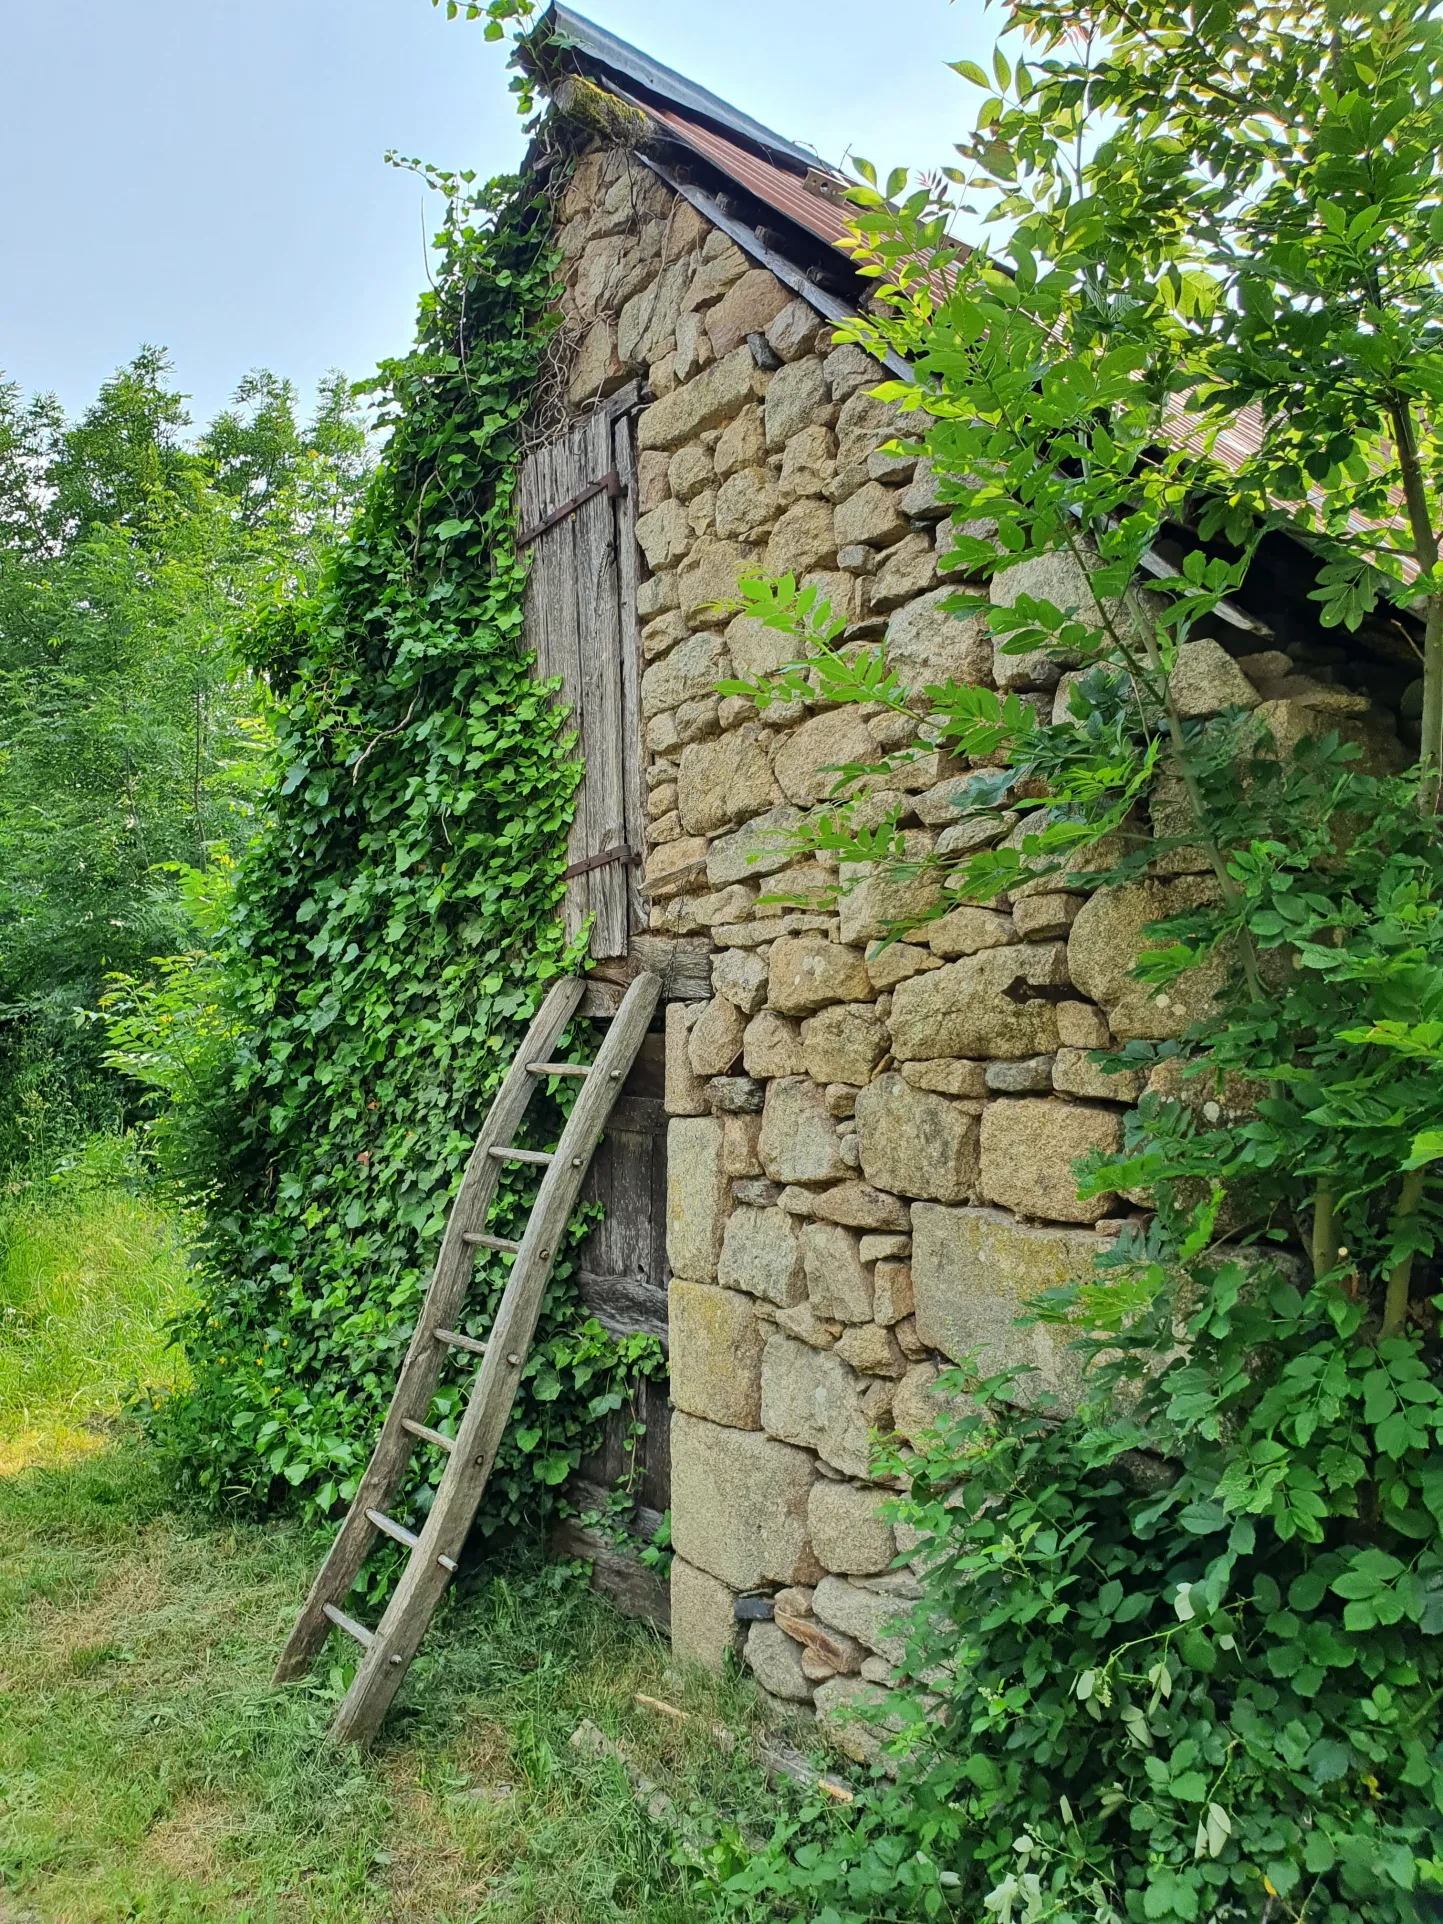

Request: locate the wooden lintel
(586, 936), (713, 1002)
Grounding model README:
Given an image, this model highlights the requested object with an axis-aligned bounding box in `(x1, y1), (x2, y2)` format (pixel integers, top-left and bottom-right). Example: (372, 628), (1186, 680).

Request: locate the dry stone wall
(548, 141), (1412, 1732)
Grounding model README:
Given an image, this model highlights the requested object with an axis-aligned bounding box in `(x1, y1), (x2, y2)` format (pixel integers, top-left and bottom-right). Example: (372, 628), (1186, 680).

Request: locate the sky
(0, 0), (997, 431)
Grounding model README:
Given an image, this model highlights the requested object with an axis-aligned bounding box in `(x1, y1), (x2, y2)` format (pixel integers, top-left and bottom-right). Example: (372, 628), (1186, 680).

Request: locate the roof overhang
(520, 4), (860, 277)
(527, 3), (829, 175)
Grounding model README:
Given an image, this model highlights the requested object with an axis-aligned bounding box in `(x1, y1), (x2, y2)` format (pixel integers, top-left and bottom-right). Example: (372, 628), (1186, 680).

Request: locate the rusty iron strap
(562, 843), (640, 882)
(516, 469), (625, 549)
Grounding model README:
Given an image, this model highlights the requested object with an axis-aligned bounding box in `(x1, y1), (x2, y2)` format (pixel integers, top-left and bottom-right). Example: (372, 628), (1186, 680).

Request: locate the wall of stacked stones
(550, 142), (1411, 1732)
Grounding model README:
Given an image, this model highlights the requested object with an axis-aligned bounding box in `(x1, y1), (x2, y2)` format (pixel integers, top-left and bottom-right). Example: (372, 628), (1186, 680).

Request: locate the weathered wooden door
(574, 1026), (671, 1502)
(515, 396), (645, 960)
(520, 395), (670, 1618)
(552, 1027), (672, 1623)
(575, 1029), (669, 1352)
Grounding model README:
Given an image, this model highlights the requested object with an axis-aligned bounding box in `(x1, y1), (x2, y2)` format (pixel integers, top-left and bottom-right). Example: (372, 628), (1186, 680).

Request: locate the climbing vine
(121, 164), (664, 1544)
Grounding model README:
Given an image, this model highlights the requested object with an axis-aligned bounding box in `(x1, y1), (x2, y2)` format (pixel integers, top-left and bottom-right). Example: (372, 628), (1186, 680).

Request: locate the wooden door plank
(612, 407), (646, 941)
(573, 410), (628, 956)
(549, 1519), (670, 1626)
(576, 1270), (669, 1345)
(272, 973), (587, 1682)
(327, 970), (663, 1745)
(519, 413), (634, 961)
(639, 1377), (672, 1515)
(520, 436), (589, 949)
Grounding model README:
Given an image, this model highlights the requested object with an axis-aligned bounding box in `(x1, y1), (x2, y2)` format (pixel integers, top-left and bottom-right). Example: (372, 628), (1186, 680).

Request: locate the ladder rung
(366, 1508), (420, 1551)
(401, 1418), (456, 1453)
(462, 1232), (520, 1253)
(527, 1060), (591, 1077)
(323, 1603), (374, 1649)
(488, 1145), (554, 1166)
(434, 1326), (488, 1357)
(367, 1506), (456, 1574)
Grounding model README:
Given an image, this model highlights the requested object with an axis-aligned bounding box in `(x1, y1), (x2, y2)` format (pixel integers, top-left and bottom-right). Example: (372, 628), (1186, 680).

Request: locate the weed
(0, 1145), (191, 1474)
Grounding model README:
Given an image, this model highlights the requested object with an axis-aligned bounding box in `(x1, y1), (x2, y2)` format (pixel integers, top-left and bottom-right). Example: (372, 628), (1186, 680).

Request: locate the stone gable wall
(548, 141), (1410, 1732)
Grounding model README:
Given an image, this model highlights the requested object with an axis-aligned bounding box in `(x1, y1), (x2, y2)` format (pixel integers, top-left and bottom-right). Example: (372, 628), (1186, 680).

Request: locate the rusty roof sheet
(649, 106), (856, 255)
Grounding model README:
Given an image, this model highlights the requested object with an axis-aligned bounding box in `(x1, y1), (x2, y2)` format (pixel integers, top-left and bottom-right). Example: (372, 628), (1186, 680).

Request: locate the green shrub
(707, 0), (1443, 1901)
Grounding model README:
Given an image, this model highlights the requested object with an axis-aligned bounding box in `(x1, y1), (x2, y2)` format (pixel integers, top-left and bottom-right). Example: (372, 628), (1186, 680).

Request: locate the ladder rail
(272, 972), (588, 1683)
(326, 969), (662, 1745)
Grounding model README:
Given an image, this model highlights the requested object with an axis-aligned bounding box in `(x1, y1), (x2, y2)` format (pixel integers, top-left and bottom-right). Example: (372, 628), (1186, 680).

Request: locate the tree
(0, 351), (369, 1153)
(42, 345), (198, 545)
(963, 0), (1443, 808)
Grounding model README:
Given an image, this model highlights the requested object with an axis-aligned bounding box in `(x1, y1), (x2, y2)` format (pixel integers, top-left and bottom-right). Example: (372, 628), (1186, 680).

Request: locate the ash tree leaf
(1404, 1127), (1443, 1169)
(1178, 1500), (1229, 1535)
(1306, 1738), (1353, 1785)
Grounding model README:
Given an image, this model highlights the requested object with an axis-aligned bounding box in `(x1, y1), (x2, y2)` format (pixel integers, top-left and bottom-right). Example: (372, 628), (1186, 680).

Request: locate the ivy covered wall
(150, 167), (662, 1547)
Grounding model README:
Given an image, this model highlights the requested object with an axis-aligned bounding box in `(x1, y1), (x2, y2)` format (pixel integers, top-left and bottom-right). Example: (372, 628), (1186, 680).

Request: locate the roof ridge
(528, 2), (838, 177)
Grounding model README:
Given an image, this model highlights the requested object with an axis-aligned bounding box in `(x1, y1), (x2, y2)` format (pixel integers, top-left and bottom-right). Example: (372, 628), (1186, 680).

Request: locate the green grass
(0, 1444), (777, 1922)
(0, 1163), (788, 1922)
(0, 1145), (192, 1474)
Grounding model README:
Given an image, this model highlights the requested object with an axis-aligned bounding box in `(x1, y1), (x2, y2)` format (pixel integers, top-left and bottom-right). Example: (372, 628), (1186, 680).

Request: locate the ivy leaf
(1409, 1565), (1443, 1632)
(1303, 1830), (1337, 1872)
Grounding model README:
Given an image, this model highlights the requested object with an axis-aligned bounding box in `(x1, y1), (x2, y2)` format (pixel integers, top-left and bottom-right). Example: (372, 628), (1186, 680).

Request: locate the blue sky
(0, 0), (998, 428)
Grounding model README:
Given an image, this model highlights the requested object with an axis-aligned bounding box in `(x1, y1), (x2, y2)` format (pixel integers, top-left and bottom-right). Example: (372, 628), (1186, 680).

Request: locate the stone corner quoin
(543, 139), (1411, 1717)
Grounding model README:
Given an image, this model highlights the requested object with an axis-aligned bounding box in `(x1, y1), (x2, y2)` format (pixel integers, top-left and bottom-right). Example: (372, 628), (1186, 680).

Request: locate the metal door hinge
(562, 843), (640, 882)
(516, 469), (625, 548)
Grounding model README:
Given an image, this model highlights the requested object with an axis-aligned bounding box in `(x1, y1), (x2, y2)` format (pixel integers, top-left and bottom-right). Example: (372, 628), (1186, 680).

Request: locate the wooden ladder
(273, 969), (662, 1745)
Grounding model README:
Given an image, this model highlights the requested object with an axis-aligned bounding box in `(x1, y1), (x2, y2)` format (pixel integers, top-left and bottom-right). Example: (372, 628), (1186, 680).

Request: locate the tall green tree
(0, 351), (369, 1157)
(959, 0), (1443, 807)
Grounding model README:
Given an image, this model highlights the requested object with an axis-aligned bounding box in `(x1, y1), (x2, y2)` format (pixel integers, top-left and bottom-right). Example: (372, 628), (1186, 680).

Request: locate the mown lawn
(0, 1169), (784, 1923)
(0, 1443), (778, 1922)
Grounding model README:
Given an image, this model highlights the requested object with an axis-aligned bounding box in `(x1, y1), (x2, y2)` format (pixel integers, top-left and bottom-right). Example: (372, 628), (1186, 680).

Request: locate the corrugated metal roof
(649, 106), (857, 254)
(538, 4), (826, 174)
(1163, 395), (1416, 581)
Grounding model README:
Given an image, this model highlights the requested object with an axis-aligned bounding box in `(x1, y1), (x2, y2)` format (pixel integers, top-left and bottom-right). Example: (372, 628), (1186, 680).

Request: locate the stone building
(512, 6), (1417, 1729)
